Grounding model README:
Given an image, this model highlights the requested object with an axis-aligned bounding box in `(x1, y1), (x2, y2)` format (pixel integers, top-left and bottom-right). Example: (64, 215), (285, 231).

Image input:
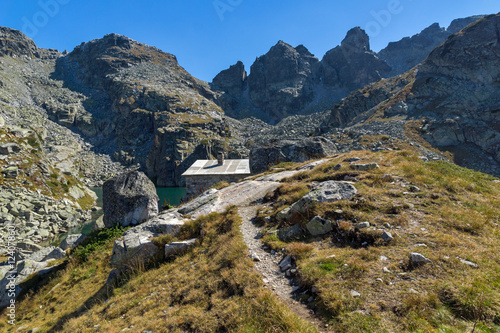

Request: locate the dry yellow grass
(257, 149), (500, 332)
(0, 208), (317, 332)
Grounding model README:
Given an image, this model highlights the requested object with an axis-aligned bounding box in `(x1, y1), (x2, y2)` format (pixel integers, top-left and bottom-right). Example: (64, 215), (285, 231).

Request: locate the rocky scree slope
(0, 120), (96, 255)
(320, 14), (500, 177)
(211, 16), (483, 124)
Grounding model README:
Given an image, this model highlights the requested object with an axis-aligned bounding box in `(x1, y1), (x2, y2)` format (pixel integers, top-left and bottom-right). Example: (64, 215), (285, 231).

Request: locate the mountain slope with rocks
(320, 13), (500, 177)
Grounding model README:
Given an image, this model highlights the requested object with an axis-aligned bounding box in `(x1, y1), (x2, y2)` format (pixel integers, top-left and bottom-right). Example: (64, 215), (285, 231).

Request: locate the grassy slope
(258, 149), (500, 332)
(0, 209), (316, 332)
(1, 148), (499, 332)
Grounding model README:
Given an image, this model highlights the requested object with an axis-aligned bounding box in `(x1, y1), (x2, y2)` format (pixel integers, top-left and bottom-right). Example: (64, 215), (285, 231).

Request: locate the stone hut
(182, 153), (251, 197)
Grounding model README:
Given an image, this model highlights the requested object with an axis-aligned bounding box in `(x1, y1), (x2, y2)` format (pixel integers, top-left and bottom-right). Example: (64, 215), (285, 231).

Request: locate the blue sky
(0, 0), (498, 82)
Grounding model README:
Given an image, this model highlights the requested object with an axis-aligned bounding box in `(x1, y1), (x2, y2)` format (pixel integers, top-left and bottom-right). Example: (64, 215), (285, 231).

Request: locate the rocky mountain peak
(69, 33), (178, 76)
(321, 27), (390, 90)
(0, 26), (38, 58)
(421, 22), (445, 34)
(212, 60), (247, 96)
(341, 26), (370, 53)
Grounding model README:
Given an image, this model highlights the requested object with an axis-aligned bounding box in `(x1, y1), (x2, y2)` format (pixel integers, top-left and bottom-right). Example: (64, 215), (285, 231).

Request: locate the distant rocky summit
(212, 15), (484, 124)
(378, 15), (486, 76)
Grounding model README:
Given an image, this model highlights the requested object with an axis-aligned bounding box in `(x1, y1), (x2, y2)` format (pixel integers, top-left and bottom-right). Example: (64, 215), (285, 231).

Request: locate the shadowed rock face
(247, 41), (321, 123)
(0, 27), (37, 58)
(103, 171), (159, 228)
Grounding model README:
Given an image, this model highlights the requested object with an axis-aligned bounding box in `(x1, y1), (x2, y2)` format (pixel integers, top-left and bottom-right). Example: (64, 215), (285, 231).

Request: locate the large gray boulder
(103, 171), (159, 228)
(289, 181), (357, 215)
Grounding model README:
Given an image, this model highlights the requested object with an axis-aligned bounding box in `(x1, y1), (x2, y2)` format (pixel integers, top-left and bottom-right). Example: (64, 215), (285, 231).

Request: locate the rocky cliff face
(320, 14), (500, 177)
(378, 16), (485, 76)
(213, 29), (387, 124)
(321, 27), (391, 90)
(247, 41), (320, 123)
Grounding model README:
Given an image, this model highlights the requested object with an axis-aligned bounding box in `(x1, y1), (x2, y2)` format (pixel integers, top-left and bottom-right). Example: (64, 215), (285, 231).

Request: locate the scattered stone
(350, 290), (361, 298)
(410, 252), (431, 265)
(0, 143), (21, 155)
(276, 207), (291, 222)
(92, 215), (105, 232)
(60, 234), (87, 250)
(306, 216), (333, 236)
(279, 255), (292, 272)
(409, 185), (421, 192)
(68, 186), (86, 200)
(457, 257), (479, 268)
(2, 165), (18, 178)
(277, 224), (303, 240)
(250, 253), (261, 262)
(381, 231), (394, 242)
(332, 164), (342, 171)
(356, 221), (370, 229)
(383, 267), (391, 273)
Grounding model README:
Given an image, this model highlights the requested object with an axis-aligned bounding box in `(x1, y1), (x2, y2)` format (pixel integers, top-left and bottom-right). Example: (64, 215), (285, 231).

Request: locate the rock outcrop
(0, 27), (37, 58)
(0, 246), (66, 309)
(110, 209), (184, 270)
(103, 171), (159, 228)
(321, 27), (391, 90)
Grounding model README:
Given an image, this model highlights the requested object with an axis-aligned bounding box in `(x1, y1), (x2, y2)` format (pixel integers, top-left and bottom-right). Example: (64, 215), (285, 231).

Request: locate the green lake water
(53, 187), (186, 245)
